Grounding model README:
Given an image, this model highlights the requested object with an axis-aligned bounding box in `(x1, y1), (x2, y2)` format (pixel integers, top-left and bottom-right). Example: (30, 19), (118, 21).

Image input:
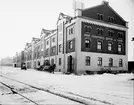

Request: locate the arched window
(118, 44), (122, 52)
(108, 42), (112, 51)
(97, 41), (102, 50)
(84, 25), (92, 33)
(85, 39), (90, 48)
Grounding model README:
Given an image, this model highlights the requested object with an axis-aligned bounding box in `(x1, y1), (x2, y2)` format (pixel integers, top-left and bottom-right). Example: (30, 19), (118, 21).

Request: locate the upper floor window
(69, 28), (74, 35)
(118, 44), (122, 52)
(85, 56), (90, 66)
(97, 41), (102, 50)
(108, 30), (114, 37)
(109, 58), (113, 67)
(85, 39), (90, 48)
(52, 47), (56, 54)
(97, 28), (103, 35)
(69, 41), (73, 49)
(98, 57), (102, 66)
(118, 32), (123, 38)
(108, 16), (114, 23)
(59, 44), (62, 52)
(97, 13), (103, 20)
(119, 59), (123, 67)
(84, 25), (92, 33)
(46, 40), (49, 45)
(52, 37), (55, 42)
(108, 42), (112, 51)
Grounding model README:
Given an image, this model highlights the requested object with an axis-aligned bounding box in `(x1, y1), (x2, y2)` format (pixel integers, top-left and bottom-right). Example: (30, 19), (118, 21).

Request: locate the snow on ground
(0, 66), (133, 105)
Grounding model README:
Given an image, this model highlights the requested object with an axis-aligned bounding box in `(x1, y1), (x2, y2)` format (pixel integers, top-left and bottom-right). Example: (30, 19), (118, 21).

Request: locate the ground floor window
(85, 56), (90, 66)
(109, 58), (113, 67)
(119, 59), (123, 67)
(59, 58), (61, 65)
(98, 57), (102, 66)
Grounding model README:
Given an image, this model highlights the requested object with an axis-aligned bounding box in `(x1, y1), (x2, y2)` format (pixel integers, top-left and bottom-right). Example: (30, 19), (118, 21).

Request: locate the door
(67, 55), (74, 73)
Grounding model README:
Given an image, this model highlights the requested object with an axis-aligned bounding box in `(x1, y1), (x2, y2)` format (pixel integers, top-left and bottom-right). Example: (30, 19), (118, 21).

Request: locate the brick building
(14, 1), (128, 74)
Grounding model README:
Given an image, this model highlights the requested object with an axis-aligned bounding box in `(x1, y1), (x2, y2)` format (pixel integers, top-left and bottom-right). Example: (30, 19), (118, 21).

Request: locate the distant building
(14, 1), (128, 74)
(1, 57), (13, 66)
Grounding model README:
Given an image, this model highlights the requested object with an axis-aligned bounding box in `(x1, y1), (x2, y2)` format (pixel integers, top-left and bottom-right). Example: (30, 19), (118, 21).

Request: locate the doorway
(67, 55), (74, 73)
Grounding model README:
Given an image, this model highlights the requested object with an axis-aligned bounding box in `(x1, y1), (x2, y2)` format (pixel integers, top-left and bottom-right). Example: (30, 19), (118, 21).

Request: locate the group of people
(37, 60), (56, 74)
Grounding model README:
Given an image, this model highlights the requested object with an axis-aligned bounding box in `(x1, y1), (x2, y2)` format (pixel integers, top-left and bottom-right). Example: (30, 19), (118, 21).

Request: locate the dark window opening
(85, 56), (90, 66)
(85, 39), (90, 48)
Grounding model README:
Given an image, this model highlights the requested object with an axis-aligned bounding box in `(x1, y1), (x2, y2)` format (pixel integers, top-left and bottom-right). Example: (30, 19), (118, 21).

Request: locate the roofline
(82, 2), (127, 23)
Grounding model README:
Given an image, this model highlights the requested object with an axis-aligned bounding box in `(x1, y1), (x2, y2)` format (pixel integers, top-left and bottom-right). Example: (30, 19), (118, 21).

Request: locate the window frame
(97, 40), (102, 50)
(98, 57), (102, 66)
(69, 41), (73, 49)
(85, 38), (90, 48)
(119, 59), (123, 67)
(109, 58), (113, 67)
(108, 42), (112, 51)
(59, 58), (61, 65)
(59, 44), (62, 52)
(85, 56), (90, 66)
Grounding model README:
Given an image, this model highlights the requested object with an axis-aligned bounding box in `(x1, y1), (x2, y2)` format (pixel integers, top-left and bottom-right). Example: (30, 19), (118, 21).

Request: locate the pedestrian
(52, 64), (56, 74)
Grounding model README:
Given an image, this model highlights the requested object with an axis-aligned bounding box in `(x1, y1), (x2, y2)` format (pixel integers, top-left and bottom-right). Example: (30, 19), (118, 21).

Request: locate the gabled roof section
(82, 1), (127, 27)
(56, 12), (73, 24)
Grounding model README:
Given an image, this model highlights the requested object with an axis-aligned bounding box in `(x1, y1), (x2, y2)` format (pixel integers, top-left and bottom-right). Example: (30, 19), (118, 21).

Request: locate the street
(0, 66), (133, 105)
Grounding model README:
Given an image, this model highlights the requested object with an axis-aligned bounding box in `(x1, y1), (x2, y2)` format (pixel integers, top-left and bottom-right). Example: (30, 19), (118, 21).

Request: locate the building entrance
(67, 55), (74, 73)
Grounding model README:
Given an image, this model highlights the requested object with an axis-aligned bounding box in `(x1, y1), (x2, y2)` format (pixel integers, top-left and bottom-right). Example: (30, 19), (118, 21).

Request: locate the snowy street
(0, 66), (133, 105)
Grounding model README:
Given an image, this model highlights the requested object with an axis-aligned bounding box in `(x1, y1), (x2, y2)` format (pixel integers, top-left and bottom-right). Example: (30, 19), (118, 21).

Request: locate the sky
(0, 0), (133, 61)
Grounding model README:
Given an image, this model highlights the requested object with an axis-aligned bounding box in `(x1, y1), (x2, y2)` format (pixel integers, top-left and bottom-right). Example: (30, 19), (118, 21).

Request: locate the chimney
(102, 1), (109, 5)
(73, 0), (84, 17)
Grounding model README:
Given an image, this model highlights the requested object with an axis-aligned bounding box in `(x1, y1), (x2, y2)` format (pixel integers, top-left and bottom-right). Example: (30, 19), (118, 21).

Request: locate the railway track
(0, 81), (39, 105)
(0, 73), (86, 105)
(0, 72), (111, 105)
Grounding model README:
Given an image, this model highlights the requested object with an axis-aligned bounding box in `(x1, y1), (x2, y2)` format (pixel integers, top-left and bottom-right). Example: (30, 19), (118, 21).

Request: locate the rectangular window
(119, 59), (123, 67)
(59, 58), (61, 65)
(69, 41), (73, 49)
(52, 47), (56, 54)
(59, 44), (62, 52)
(98, 57), (102, 66)
(85, 56), (90, 66)
(46, 40), (49, 45)
(52, 37), (55, 42)
(71, 28), (73, 34)
(109, 58), (113, 67)
(85, 39), (90, 48)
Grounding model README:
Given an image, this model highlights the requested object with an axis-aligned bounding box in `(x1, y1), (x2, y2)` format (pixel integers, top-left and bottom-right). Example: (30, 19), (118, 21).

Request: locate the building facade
(14, 1), (128, 74)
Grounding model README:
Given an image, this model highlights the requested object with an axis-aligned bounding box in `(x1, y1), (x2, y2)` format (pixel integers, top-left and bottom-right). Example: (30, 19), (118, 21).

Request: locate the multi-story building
(14, 1), (128, 74)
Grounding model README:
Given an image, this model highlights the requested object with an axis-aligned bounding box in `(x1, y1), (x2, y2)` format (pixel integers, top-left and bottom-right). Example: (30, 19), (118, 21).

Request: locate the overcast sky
(0, 0), (133, 61)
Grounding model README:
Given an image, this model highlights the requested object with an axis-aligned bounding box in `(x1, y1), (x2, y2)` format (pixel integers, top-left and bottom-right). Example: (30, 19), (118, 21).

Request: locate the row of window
(97, 13), (114, 23)
(46, 37), (56, 45)
(85, 39), (123, 52)
(84, 25), (124, 38)
(85, 56), (123, 67)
